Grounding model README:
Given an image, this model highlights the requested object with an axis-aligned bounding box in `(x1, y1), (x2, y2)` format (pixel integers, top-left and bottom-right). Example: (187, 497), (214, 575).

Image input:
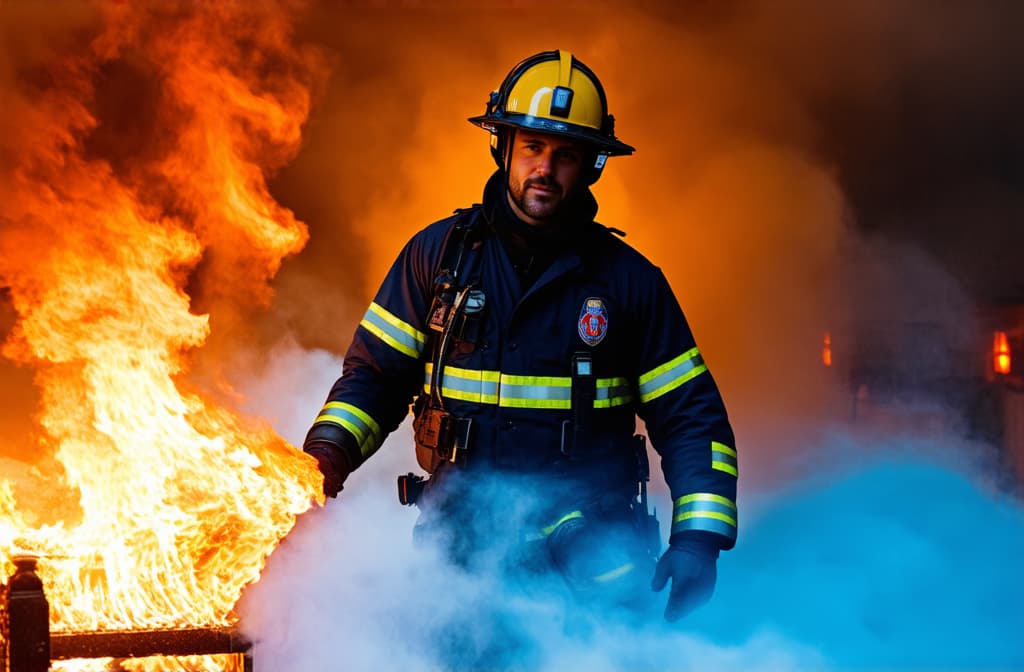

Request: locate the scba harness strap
(411, 207), (485, 476)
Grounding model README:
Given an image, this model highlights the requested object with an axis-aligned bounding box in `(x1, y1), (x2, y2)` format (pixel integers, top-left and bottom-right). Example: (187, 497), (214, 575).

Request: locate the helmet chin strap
(503, 127), (516, 188)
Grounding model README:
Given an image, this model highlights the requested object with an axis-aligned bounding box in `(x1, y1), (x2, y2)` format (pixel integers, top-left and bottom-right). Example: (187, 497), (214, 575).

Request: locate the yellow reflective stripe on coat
(424, 365), (633, 410)
(593, 562), (636, 584)
(423, 363), (500, 403)
(540, 510), (583, 537)
(359, 301), (427, 359)
(313, 401), (383, 458)
(711, 440), (738, 477)
(637, 347), (708, 403)
(595, 377), (634, 408)
(671, 493), (737, 542)
(498, 373), (571, 409)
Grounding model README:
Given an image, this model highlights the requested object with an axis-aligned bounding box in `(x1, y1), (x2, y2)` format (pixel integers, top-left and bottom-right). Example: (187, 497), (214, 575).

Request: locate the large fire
(0, 0), (325, 666)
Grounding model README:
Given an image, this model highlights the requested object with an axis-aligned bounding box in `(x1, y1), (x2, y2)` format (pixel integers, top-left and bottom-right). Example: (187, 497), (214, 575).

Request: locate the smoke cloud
(2, 0), (1022, 669)
(237, 389), (1024, 669)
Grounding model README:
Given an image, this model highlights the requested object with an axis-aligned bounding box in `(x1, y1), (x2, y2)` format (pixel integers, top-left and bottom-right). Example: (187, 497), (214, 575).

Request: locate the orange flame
(0, 0), (325, 653)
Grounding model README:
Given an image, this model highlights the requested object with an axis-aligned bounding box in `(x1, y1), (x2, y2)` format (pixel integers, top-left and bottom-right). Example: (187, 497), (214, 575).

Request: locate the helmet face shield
(470, 50), (634, 179)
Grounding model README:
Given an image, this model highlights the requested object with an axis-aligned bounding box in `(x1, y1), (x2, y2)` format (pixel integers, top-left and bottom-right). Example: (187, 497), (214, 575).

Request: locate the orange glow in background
(2, 1), (1014, 667)
(994, 331), (1011, 375)
(0, 2), (874, 643)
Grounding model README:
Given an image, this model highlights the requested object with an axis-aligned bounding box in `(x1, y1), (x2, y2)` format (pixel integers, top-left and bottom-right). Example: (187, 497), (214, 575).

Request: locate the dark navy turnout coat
(307, 177), (738, 551)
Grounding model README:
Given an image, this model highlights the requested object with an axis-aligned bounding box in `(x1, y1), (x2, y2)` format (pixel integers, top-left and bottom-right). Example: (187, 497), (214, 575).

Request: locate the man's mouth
(526, 180), (559, 195)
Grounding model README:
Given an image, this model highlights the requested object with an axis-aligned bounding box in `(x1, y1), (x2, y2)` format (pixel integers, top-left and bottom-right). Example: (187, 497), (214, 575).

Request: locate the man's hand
(651, 538), (719, 622)
(305, 443), (351, 498)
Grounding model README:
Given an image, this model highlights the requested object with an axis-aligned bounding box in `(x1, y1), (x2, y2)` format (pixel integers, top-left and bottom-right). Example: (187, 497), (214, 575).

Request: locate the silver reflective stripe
(313, 401), (383, 458)
(359, 302), (426, 359)
(498, 375), (572, 409)
(671, 493), (737, 542)
(638, 347), (708, 403)
(595, 377), (633, 408)
(423, 365), (632, 410)
(711, 441), (738, 477)
(423, 364), (499, 404)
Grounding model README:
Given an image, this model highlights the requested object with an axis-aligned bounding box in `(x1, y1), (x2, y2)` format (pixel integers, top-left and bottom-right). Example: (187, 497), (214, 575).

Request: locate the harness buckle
(397, 472), (426, 506)
(448, 416), (473, 464)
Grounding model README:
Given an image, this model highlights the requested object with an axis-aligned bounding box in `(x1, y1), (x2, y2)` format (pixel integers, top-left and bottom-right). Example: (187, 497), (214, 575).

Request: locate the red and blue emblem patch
(578, 297), (608, 346)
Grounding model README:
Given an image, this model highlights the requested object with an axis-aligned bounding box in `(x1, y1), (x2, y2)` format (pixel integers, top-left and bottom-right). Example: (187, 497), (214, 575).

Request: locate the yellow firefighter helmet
(469, 50), (634, 178)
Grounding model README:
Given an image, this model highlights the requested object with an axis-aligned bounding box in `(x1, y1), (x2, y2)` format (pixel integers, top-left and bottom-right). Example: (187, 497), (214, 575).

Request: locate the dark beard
(508, 175), (566, 224)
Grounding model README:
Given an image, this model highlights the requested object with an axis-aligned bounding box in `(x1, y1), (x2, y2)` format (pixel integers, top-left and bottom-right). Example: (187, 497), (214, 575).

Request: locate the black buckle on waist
(447, 416), (473, 463)
(398, 472), (427, 506)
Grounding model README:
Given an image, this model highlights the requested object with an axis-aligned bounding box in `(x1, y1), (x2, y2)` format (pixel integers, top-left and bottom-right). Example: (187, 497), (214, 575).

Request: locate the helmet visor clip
(549, 86), (574, 118)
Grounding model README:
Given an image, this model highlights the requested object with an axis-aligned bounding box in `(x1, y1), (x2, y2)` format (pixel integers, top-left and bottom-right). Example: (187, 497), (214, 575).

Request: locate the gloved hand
(651, 538), (719, 622)
(305, 442), (351, 498)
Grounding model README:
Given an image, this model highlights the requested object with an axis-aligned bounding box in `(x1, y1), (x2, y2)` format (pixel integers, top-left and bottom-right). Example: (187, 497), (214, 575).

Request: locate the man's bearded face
(506, 129), (588, 226)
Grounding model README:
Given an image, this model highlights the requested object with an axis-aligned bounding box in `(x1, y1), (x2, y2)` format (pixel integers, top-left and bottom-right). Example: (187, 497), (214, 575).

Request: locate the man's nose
(534, 150), (554, 175)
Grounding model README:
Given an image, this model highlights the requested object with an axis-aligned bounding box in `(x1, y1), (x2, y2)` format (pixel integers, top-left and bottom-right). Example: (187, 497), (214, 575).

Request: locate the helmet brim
(468, 113), (635, 156)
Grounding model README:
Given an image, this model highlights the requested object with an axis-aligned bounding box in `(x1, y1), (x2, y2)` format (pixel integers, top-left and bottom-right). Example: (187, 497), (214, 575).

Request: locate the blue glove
(651, 538), (718, 621)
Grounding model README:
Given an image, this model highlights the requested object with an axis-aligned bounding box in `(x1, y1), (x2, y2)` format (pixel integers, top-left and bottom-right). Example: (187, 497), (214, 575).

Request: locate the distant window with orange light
(994, 331), (1011, 375)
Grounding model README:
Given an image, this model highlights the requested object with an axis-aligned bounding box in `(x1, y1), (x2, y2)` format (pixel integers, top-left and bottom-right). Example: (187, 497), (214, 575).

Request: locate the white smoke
(233, 343), (1024, 671)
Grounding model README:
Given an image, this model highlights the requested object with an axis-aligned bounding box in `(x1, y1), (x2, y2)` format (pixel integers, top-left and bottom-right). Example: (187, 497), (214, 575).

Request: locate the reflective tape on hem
(638, 347), (708, 403)
(359, 301), (426, 359)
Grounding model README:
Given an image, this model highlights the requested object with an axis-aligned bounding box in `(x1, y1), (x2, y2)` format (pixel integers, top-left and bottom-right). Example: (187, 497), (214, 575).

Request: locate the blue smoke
(241, 449), (1024, 671)
(694, 456), (1024, 669)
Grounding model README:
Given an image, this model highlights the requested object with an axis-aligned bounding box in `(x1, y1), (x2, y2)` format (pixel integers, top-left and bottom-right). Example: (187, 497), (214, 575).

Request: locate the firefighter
(304, 49), (738, 622)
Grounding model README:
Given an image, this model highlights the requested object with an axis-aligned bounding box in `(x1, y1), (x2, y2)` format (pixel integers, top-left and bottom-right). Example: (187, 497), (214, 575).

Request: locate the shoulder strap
(435, 205), (485, 286)
(424, 206), (487, 409)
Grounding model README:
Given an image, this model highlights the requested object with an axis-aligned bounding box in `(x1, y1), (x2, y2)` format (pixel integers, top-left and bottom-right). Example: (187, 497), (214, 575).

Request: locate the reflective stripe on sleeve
(711, 441), (738, 477)
(313, 401), (383, 458)
(671, 493), (737, 541)
(638, 347), (708, 403)
(359, 301), (427, 359)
